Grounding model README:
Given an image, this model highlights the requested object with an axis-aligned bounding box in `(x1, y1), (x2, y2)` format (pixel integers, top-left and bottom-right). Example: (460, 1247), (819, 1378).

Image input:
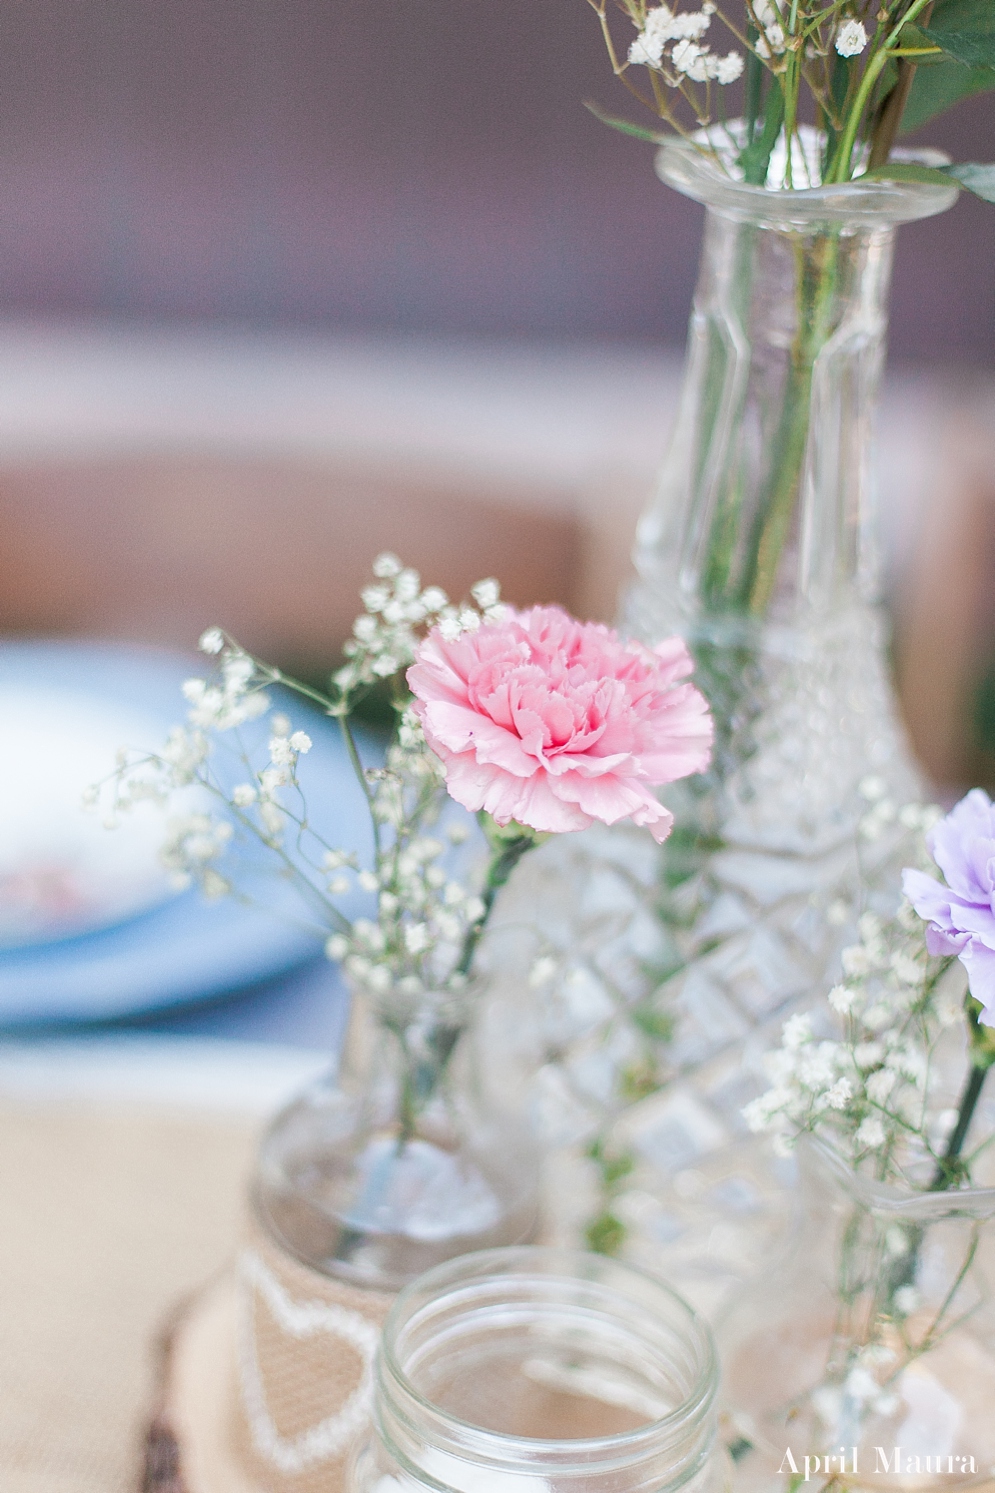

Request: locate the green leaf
(585, 1211), (626, 1257)
(583, 101), (668, 144)
(901, 59), (995, 132)
(861, 160), (960, 187)
(892, 23), (946, 62)
(947, 161), (995, 201)
(923, 0), (995, 69)
(862, 158), (995, 205)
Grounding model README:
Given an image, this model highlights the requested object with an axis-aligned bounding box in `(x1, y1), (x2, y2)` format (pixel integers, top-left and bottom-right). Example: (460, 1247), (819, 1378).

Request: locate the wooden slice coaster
(141, 1274), (263, 1493)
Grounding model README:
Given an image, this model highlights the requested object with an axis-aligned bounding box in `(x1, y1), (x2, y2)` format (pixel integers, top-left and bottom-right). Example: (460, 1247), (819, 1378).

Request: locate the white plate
(0, 641), (373, 1028)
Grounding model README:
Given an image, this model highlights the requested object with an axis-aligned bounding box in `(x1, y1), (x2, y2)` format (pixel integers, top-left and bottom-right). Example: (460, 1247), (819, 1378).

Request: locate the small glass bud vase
(255, 975), (539, 1284)
(231, 975), (540, 1493)
(718, 1138), (995, 1493)
(349, 1245), (727, 1493)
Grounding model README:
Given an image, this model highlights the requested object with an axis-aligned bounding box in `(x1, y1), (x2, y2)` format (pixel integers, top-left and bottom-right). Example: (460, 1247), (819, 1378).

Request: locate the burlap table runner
(0, 1097), (257, 1493)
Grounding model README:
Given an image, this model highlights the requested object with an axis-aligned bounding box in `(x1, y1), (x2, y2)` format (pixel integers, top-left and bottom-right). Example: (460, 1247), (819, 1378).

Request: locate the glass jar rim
(656, 127), (959, 229)
(378, 1245), (718, 1465)
(803, 1133), (995, 1221)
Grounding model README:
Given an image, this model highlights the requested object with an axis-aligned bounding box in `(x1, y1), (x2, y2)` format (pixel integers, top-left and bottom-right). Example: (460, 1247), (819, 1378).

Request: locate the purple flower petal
(904, 790), (995, 1016)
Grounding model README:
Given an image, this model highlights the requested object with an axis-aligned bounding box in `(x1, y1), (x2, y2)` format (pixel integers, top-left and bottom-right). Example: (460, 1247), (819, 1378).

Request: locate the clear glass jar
(719, 1137), (995, 1492)
(485, 136), (958, 1295)
(349, 1246), (727, 1493)
(254, 976), (540, 1288)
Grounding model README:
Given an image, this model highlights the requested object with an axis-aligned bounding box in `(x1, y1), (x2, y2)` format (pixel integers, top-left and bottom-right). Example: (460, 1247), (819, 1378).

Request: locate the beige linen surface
(0, 1099), (258, 1493)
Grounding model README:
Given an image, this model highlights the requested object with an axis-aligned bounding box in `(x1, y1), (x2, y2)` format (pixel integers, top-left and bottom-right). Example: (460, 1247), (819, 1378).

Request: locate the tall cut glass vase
(489, 137), (957, 1305)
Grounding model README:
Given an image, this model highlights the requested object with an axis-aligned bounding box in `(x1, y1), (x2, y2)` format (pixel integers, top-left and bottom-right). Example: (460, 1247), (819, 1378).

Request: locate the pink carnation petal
(652, 635), (696, 683)
(408, 604), (713, 838)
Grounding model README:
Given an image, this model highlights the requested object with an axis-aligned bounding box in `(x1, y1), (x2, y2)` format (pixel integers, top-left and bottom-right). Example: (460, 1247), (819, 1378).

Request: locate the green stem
(930, 1062), (990, 1191)
(825, 0), (936, 184)
(738, 231), (841, 618)
(456, 829), (538, 978)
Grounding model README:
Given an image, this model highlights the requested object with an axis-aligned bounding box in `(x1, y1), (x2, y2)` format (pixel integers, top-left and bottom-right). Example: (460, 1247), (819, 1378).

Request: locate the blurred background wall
(0, 0), (991, 786)
(0, 0), (989, 357)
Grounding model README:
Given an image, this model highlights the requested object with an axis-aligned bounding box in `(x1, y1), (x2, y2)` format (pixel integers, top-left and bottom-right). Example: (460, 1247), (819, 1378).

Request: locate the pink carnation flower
(406, 605), (713, 843)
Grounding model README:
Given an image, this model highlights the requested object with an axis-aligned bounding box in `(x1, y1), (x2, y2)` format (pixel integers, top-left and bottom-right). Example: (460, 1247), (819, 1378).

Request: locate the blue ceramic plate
(0, 640), (373, 1028)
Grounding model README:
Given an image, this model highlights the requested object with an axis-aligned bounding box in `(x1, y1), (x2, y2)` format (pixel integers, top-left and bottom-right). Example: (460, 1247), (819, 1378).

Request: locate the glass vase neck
(656, 132), (958, 228)
(626, 139), (956, 645)
(254, 974), (540, 1290)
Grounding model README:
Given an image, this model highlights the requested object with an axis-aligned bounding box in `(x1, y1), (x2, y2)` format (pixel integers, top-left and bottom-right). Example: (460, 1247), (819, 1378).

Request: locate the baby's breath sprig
(587, 0), (995, 196)
(89, 556), (516, 1005)
(744, 796), (995, 1197)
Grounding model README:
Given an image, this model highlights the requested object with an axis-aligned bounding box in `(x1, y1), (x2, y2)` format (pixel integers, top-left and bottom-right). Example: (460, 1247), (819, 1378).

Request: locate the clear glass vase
(349, 1245), (728, 1493)
(719, 1138), (995, 1491)
(254, 976), (540, 1287)
(487, 138), (957, 1300)
(232, 978), (541, 1493)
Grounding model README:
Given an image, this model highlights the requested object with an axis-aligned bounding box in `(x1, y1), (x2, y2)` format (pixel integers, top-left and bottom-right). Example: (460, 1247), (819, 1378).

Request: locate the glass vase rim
(378, 1244), (718, 1463)
(656, 128), (959, 228)
(802, 1133), (995, 1219)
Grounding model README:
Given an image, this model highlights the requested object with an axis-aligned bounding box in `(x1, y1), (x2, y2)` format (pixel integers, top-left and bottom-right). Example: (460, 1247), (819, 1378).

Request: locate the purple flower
(903, 789), (995, 1026)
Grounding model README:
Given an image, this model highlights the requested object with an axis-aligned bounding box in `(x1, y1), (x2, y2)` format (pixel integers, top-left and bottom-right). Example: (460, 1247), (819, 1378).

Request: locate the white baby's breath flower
(289, 731), (312, 753)
(855, 1116), (886, 1149)
(530, 955), (559, 989)
(866, 1067), (897, 1102)
(222, 653), (254, 693)
(824, 1077), (852, 1111)
(232, 783), (257, 807)
(353, 918), (385, 952)
(828, 983), (855, 1014)
(782, 1012), (812, 1050)
(628, 6), (669, 62)
(357, 870), (379, 892)
(327, 874), (351, 896)
(892, 1285), (920, 1317)
(324, 933), (349, 961)
(712, 51), (744, 82)
(420, 586), (447, 613)
(259, 801), (284, 838)
(671, 38), (709, 78)
(201, 868), (230, 899)
(356, 605), (382, 633)
(404, 923), (431, 955)
(470, 578), (501, 610)
(198, 627), (225, 655)
(890, 951), (922, 987)
(842, 944), (871, 977)
(372, 552), (402, 579)
(438, 613), (464, 643)
(835, 18), (868, 56)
